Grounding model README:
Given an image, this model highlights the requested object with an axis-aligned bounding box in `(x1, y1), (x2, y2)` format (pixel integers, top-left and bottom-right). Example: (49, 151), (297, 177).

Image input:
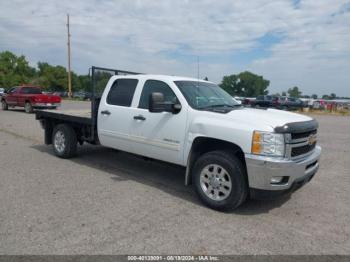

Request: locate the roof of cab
(111, 74), (213, 84)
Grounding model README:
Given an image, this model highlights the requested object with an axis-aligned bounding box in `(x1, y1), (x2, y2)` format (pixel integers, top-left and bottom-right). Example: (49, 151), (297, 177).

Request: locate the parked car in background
(52, 91), (68, 98)
(273, 96), (304, 110)
(73, 91), (92, 100)
(251, 95), (277, 108)
(312, 99), (326, 109)
(242, 97), (256, 106)
(1, 85), (61, 113)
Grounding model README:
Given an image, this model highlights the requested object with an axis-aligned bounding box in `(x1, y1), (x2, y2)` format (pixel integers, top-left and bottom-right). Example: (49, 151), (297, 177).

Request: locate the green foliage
(311, 94), (318, 99)
(281, 91), (287, 96)
(0, 51), (35, 88)
(93, 71), (114, 95)
(33, 62), (68, 91)
(0, 50), (93, 93)
(219, 71), (269, 97)
(330, 93), (336, 99)
(287, 86), (302, 98)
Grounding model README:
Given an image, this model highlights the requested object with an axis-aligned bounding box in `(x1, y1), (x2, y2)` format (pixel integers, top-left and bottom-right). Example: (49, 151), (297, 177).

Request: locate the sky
(0, 0), (349, 96)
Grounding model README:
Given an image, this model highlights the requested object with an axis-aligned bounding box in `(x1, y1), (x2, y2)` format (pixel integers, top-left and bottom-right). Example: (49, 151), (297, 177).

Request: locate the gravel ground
(0, 101), (349, 254)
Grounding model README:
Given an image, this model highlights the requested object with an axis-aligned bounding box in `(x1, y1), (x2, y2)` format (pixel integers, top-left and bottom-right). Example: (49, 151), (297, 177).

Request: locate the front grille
(291, 129), (317, 140)
(291, 143), (316, 157)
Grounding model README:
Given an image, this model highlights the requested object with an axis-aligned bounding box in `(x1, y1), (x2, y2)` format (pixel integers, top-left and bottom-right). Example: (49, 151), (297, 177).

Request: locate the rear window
(106, 79), (138, 107)
(21, 87), (42, 94)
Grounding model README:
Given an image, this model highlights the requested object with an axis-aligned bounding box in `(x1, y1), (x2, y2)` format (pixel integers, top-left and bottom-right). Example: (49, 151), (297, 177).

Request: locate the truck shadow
(31, 144), (291, 215)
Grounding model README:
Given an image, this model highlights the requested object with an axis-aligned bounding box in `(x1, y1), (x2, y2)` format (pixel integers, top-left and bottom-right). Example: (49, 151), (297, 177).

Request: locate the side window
(257, 95), (264, 100)
(106, 79), (138, 107)
(138, 80), (178, 109)
(9, 87), (19, 94)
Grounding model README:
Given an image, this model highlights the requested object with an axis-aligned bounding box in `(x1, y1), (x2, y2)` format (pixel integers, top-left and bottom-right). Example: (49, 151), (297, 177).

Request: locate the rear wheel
(1, 100), (8, 110)
(193, 150), (248, 211)
(24, 102), (33, 113)
(52, 124), (77, 158)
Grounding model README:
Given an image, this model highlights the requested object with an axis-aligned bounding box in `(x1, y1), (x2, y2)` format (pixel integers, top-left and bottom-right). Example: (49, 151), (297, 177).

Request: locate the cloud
(0, 0), (349, 96)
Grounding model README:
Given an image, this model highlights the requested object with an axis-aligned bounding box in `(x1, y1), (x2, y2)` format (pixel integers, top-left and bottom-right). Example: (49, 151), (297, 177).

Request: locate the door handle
(133, 115), (146, 121)
(101, 110), (111, 115)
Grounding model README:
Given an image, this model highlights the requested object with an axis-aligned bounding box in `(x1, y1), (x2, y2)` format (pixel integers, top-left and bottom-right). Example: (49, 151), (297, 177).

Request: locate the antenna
(197, 56), (199, 79)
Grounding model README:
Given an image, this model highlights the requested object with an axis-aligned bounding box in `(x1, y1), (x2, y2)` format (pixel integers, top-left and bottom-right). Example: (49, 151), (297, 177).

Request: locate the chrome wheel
(199, 164), (232, 201)
(54, 130), (66, 153)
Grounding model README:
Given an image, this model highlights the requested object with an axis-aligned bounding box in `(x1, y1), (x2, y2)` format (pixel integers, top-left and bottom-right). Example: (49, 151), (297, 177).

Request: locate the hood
(225, 107), (312, 131)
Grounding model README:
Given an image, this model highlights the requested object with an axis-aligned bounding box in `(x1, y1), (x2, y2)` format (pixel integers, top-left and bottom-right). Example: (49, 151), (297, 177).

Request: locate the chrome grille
(285, 130), (317, 159)
(291, 129), (317, 140)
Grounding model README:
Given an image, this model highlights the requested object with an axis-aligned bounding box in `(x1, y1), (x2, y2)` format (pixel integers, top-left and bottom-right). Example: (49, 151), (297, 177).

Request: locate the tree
(219, 74), (240, 96)
(281, 91), (287, 96)
(34, 62), (68, 91)
(311, 94), (318, 99)
(287, 86), (302, 97)
(219, 71), (269, 97)
(322, 94), (330, 100)
(0, 51), (35, 88)
(330, 93), (336, 99)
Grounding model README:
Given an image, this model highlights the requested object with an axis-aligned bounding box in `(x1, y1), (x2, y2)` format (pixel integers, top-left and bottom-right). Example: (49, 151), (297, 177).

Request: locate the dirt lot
(0, 101), (349, 254)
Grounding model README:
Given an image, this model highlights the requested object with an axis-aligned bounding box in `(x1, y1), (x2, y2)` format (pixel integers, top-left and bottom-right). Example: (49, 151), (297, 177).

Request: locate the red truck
(1, 85), (61, 113)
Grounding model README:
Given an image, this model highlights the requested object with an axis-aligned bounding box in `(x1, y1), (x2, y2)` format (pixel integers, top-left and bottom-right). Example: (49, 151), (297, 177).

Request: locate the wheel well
(185, 137), (247, 185)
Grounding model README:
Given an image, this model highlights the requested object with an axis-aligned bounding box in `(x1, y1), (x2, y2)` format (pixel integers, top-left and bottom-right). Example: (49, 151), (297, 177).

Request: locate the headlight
(251, 131), (285, 157)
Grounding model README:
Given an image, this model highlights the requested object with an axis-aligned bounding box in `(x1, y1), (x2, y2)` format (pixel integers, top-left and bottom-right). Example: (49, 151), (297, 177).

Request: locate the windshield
(174, 81), (240, 110)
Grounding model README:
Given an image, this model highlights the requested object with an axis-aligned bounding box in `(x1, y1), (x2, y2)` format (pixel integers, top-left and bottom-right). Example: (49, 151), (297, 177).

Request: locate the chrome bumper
(33, 103), (61, 108)
(245, 146), (321, 191)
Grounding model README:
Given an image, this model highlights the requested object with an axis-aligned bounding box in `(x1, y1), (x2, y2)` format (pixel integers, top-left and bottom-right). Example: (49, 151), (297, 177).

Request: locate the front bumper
(33, 103), (61, 108)
(245, 146), (321, 195)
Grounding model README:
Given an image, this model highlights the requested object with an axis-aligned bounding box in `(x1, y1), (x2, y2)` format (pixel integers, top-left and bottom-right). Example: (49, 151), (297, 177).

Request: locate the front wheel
(1, 100), (8, 110)
(192, 151), (248, 211)
(52, 124), (77, 158)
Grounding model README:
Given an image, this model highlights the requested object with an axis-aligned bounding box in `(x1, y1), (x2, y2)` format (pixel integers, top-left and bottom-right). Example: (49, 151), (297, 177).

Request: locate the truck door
(97, 78), (140, 153)
(5, 87), (20, 105)
(130, 80), (187, 165)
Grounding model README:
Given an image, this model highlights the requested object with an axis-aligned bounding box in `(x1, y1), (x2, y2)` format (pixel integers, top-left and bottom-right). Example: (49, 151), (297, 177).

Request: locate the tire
(24, 102), (33, 113)
(1, 100), (8, 110)
(192, 150), (248, 211)
(52, 124), (77, 158)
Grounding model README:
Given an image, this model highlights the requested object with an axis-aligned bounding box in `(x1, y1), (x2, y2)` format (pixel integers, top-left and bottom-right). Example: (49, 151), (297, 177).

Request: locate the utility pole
(66, 14), (72, 98)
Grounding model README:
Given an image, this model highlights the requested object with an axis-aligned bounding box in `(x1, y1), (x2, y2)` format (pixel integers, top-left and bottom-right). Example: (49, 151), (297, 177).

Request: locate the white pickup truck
(36, 67), (321, 211)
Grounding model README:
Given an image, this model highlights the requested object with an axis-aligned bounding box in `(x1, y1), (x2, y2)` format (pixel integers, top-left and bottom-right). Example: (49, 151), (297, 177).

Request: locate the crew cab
(35, 68), (321, 211)
(1, 85), (61, 113)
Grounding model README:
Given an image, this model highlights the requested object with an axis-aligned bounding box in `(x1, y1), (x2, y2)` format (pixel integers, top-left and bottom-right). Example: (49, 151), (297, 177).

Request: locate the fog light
(271, 176), (284, 184)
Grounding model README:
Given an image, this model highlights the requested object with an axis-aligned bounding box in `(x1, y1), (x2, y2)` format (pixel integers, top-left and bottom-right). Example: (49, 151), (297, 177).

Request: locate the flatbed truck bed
(36, 109), (92, 125)
(36, 105), (99, 145)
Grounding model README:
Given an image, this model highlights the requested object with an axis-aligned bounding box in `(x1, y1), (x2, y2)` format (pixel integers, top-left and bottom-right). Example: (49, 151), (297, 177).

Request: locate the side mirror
(149, 92), (166, 113)
(149, 92), (182, 114)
